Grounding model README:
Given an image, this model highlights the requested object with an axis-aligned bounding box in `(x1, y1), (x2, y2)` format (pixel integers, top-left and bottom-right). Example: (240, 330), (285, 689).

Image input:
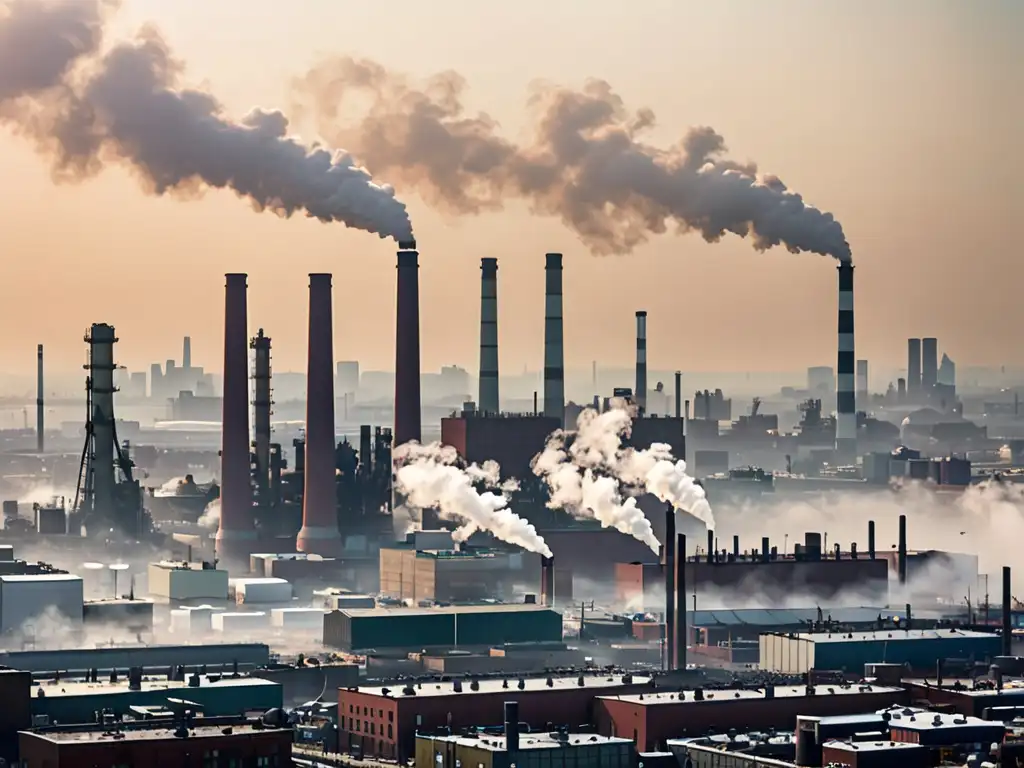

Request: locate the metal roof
(419, 733), (631, 752)
(340, 605), (556, 618)
(689, 607), (891, 627)
(351, 674), (654, 699)
(0, 574), (81, 583)
(786, 628), (998, 643)
(26, 722), (290, 743)
(599, 684), (902, 706)
(34, 675), (276, 698)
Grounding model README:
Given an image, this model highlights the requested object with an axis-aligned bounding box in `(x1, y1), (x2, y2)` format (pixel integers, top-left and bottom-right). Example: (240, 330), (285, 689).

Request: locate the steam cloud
(532, 399), (714, 551)
(294, 58), (851, 260)
(0, 0), (412, 242)
(393, 442), (551, 557)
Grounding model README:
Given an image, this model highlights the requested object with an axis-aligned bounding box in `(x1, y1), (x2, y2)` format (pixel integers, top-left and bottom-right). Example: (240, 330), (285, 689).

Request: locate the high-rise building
(907, 339), (922, 394)
(922, 338), (938, 391)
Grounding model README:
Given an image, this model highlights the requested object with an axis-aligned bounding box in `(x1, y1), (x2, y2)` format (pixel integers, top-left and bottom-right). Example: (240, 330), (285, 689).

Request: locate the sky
(0, 0), (1020, 382)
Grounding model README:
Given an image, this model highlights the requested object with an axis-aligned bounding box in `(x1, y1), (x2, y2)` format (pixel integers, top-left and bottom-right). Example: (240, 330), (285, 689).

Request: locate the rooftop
(823, 740), (924, 754)
(688, 607), (918, 627)
(350, 674), (654, 699)
(777, 628), (998, 643)
(886, 710), (1005, 733)
(421, 733), (631, 752)
(0, 573), (81, 583)
(340, 605), (556, 619)
(25, 722), (291, 744)
(904, 678), (1024, 696)
(598, 684), (902, 707)
(33, 675), (276, 699)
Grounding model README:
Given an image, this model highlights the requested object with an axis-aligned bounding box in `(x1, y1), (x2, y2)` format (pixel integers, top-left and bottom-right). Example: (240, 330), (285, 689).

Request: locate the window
(371, 722), (376, 736)
(388, 710), (394, 723)
(388, 724), (393, 739)
(364, 721), (369, 733)
(356, 720), (361, 732)
(203, 750), (219, 768)
(379, 709), (384, 717)
(257, 759), (271, 768)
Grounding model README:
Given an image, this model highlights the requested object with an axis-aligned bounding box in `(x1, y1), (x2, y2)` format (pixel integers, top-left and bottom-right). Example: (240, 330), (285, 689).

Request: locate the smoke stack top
(398, 239), (417, 251)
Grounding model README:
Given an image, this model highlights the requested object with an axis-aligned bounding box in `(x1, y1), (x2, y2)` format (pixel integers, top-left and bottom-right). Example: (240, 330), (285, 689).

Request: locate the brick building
(339, 673), (655, 762)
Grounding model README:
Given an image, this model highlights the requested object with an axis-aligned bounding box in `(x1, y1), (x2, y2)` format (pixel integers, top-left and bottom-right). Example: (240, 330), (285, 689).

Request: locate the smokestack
(706, 529), (714, 564)
(297, 274), (342, 556)
(183, 335), (192, 370)
(394, 244), (422, 446)
(674, 371), (682, 418)
(479, 258), (500, 415)
(543, 253), (565, 427)
(835, 262), (856, 459)
(674, 533), (687, 671)
(1003, 566), (1012, 657)
(868, 520), (876, 559)
(635, 311), (647, 415)
(36, 344), (44, 453)
(250, 329), (272, 505)
(504, 701), (519, 753)
(761, 536), (770, 563)
(540, 556), (554, 607)
(663, 505), (675, 672)
(216, 274), (255, 559)
(359, 425), (372, 478)
(907, 339), (922, 395)
(922, 337), (938, 392)
(732, 535), (740, 560)
(897, 514), (907, 585)
(856, 359), (868, 402)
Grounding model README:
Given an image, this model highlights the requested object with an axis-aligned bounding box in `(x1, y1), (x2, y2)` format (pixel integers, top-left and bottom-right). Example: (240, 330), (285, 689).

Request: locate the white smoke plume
(0, 0), (412, 242)
(532, 399), (715, 549)
(154, 476), (186, 497)
(393, 441), (551, 557)
(293, 59), (851, 260)
(198, 498), (220, 530)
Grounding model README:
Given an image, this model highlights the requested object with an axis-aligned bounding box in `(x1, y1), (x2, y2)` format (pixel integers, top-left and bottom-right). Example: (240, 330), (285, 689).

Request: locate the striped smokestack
(543, 253), (564, 427)
(297, 274), (342, 556)
(835, 262), (856, 459)
(394, 244), (422, 445)
(635, 311), (647, 414)
(216, 274), (255, 560)
(479, 258), (500, 415)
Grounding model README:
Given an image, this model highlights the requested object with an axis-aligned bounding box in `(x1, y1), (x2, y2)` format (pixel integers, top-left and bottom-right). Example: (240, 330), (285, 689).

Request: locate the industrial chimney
(835, 262), (857, 459)
(663, 505), (675, 672)
(36, 344), (44, 453)
(922, 337), (938, 392)
(540, 556), (555, 607)
(635, 311), (648, 415)
(251, 329), (272, 506)
(297, 274), (342, 556)
(897, 514), (908, 585)
(543, 253), (565, 427)
(183, 335), (192, 370)
(479, 258), (500, 415)
(394, 243), (421, 446)
(674, 371), (682, 419)
(1003, 566), (1012, 657)
(907, 338), (922, 395)
(216, 274), (255, 559)
(674, 532), (687, 671)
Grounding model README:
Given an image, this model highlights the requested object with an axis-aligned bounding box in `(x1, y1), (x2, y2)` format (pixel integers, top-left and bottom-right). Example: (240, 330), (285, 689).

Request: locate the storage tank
(271, 608), (328, 631)
(0, 574), (83, 634)
(231, 578), (292, 605)
(212, 612), (270, 632)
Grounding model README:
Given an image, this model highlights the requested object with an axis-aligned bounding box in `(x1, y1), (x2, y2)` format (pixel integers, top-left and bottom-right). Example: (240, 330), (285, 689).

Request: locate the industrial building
(417, 730), (636, 768)
(339, 673), (655, 761)
(759, 628), (1003, 675)
(378, 545), (521, 603)
(146, 561), (229, 603)
(0, 644), (271, 674)
(323, 605), (562, 651)
(82, 598), (154, 634)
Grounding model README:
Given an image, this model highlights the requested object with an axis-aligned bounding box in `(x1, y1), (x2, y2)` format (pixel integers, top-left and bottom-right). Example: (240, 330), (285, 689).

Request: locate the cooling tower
(216, 274), (255, 559)
(394, 245), (421, 446)
(907, 339), (922, 394)
(479, 258), (499, 415)
(36, 344), (43, 453)
(635, 311), (648, 414)
(543, 253), (565, 427)
(835, 262), (857, 459)
(922, 337), (938, 391)
(297, 274), (342, 556)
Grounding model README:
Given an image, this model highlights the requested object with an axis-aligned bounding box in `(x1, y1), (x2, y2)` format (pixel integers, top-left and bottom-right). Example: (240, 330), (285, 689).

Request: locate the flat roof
(350, 674), (654, 699)
(420, 733), (630, 752)
(904, 678), (1024, 696)
(886, 710), (1005, 732)
(230, 578), (288, 585)
(24, 723), (291, 743)
(0, 574), (80, 583)
(778, 628), (998, 643)
(689, 607), (908, 627)
(823, 740), (924, 753)
(33, 675), (276, 698)
(340, 605), (555, 619)
(598, 684), (902, 707)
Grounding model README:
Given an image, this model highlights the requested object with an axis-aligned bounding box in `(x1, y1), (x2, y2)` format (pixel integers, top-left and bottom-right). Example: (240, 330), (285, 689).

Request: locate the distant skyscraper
(922, 338), (938, 391)
(807, 366), (835, 396)
(938, 353), (956, 388)
(907, 338), (922, 394)
(336, 361), (360, 396)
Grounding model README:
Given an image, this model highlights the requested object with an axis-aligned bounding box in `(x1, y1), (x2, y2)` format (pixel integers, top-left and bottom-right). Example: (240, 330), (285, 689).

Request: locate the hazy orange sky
(1, 0), (1020, 380)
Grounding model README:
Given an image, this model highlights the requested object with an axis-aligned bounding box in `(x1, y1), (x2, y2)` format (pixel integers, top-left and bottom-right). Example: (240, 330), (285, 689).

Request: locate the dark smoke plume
(0, 0), (412, 242)
(294, 58), (851, 261)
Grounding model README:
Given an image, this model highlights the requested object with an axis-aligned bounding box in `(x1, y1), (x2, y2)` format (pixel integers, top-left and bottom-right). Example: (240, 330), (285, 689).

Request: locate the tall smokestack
(1003, 566), (1012, 657)
(479, 258), (499, 415)
(674, 533), (687, 671)
(635, 311), (647, 414)
(674, 371), (682, 418)
(183, 336), (192, 370)
(543, 253), (565, 427)
(868, 520), (876, 559)
(835, 262), (856, 460)
(897, 514), (907, 585)
(540, 556), (554, 607)
(394, 244), (422, 446)
(504, 701), (520, 754)
(663, 505), (675, 672)
(297, 274), (342, 556)
(251, 329), (272, 505)
(216, 274), (255, 559)
(856, 359), (868, 402)
(922, 337), (938, 392)
(907, 339), (922, 395)
(36, 344), (44, 453)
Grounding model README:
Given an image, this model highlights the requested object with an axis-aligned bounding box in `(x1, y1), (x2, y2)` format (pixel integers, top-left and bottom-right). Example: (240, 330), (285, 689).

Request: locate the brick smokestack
(394, 245), (421, 445)
(216, 274), (255, 559)
(635, 311), (647, 414)
(297, 274), (342, 556)
(543, 253), (564, 427)
(835, 262), (856, 459)
(479, 258), (499, 414)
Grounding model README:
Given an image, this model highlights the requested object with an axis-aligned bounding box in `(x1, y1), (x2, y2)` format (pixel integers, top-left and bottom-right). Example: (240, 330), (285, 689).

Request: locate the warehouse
(339, 673), (655, 762)
(378, 545), (521, 603)
(324, 605), (562, 651)
(759, 629), (1002, 674)
(594, 684), (908, 751)
(0, 573), (83, 634)
(147, 561), (229, 602)
(0, 643), (271, 673)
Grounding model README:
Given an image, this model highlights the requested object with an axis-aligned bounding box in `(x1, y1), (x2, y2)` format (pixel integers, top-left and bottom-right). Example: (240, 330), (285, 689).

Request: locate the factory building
(82, 598), (154, 634)
(378, 545), (520, 603)
(323, 605), (562, 651)
(417, 731), (636, 768)
(0, 573), (83, 634)
(595, 684), (908, 751)
(339, 673), (655, 761)
(441, 412), (562, 481)
(146, 561), (229, 603)
(759, 628), (1002, 675)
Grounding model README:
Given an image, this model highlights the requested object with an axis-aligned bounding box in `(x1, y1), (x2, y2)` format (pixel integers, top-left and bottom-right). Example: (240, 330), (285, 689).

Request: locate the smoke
(198, 498), (220, 530)
(293, 58), (850, 260)
(154, 476), (186, 497)
(532, 399), (714, 549)
(0, 0), (412, 242)
(393, 441), (551, 557)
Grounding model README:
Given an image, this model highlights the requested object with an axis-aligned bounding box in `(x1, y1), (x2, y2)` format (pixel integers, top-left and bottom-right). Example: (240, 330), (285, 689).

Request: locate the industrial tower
(251, 328), (273, 507)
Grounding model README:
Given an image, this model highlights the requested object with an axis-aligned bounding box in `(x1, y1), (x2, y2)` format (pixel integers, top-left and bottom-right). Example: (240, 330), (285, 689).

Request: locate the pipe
(907, 338), (921, 395)
(706, 529), (714, 564)
(36, 344), (44, 453)
(394, 246), (422, 446)
(868, 520), (876, 559)
(835, 262), (856, 459)
(297, 274), (342, 556)
(543, 253), (565, 427)
(663, 505), (675, 672)
(250, 329), (272, 505)
(1003, 566), (1012, 658)
(478, 258), (500, 415)
(897, 515), (907, 585)
(635, 311), (647, 415)
(674, 533), (687, 671)
(216, 275), (255, 559)
(540, 556), (554, 607)
(674, 371), (682, 418)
